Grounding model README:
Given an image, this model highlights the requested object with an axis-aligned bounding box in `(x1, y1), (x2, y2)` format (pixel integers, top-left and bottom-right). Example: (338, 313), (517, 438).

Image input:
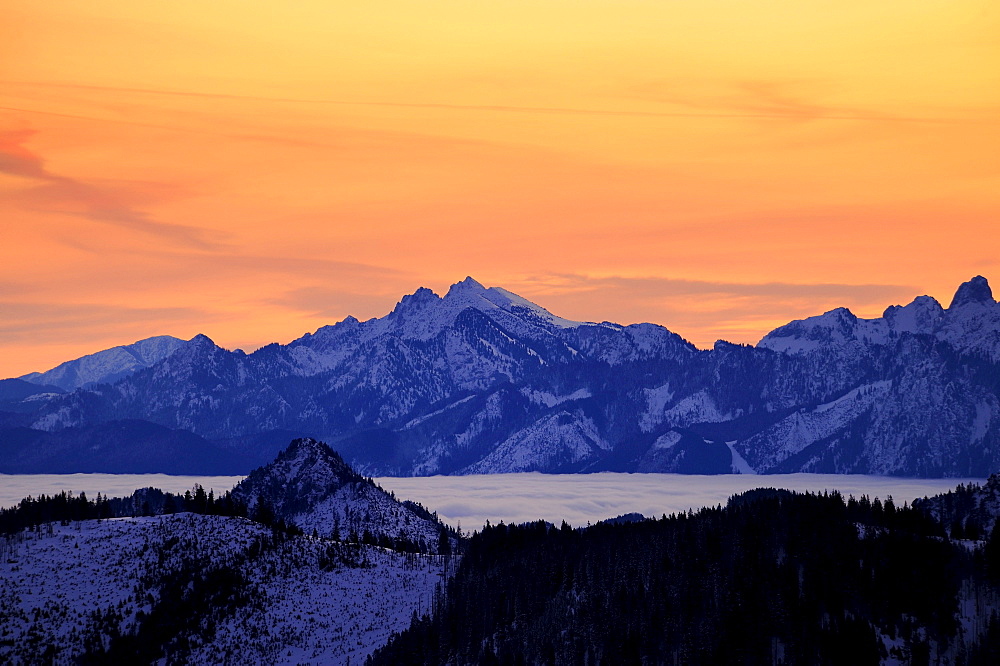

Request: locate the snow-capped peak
(488, 287), (583, 329)
(189, 333), (218, 347)
(757, 307), (868, 354)
(17, 335), (190, 391)
(881, 295), (944, 334)
(373, 277), (586, 341)
(236, 438), (360, 505)
(441, 277), (584, 328)
(445, 275), (487, 298)
(938, 276), (1000, 361)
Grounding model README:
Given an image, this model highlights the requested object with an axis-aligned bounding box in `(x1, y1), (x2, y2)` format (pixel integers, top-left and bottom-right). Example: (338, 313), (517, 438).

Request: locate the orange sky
(2, 0), (998, 378)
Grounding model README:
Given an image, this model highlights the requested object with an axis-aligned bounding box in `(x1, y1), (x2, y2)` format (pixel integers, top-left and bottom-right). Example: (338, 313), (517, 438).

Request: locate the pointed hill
(232, 438), (454, 553)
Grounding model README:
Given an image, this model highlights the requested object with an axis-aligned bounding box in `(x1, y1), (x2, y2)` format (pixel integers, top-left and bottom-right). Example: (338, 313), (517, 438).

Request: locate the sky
(2, 0), (998, 378)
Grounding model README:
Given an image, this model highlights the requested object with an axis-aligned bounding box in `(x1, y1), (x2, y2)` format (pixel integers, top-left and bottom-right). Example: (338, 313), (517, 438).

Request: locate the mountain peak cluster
(2, 275), (998, 478)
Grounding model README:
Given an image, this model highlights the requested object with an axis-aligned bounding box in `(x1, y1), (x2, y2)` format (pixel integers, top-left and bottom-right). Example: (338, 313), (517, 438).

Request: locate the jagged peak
(391, 286), (441, 315)
(445, 276), (486, 298)
(949, 275), (994, 309)
(298, 315), (359, 341)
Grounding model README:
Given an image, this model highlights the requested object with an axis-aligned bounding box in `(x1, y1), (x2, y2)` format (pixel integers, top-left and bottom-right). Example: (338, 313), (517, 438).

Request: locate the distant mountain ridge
(19, 335), (190, 391)
(759, 275), (999, 361)
(2, 275), (998, 478)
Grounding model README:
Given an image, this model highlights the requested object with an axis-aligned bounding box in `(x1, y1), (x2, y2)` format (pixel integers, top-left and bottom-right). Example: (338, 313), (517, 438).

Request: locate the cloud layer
(374, 473), (976, 531)
(1, 472), (976, 531)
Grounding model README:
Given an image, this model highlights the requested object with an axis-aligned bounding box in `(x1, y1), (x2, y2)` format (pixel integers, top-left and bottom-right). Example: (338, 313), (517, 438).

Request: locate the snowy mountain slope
(232, 438), (453, 552)
(460, 406), (612, 474)
(0, 513), (445, 665)
(938, 276), (1000, 362)
(19, 335), (189, 390)
(10, 275), (1000, 478)
(735, 382), (892, 473)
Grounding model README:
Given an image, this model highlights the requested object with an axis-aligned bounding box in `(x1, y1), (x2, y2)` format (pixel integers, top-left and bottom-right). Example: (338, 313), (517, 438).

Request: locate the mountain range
(3, 275), (998, 477)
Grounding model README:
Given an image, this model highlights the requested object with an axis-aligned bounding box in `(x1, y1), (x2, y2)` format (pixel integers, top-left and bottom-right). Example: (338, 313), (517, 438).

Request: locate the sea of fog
(0, 473), (983, 530)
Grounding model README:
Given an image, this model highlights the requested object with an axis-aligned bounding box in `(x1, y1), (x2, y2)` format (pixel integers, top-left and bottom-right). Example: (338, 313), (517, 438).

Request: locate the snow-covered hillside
(19, 336), (189, 391)
(0, 514), (446, 665)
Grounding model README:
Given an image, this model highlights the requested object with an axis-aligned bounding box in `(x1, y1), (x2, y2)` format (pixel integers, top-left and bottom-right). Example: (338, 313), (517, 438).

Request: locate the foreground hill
(372, 488), (1000, 665)
(6, 276), (999, 477)
(0, 514), (446, 665)
(0, 440), (455, 663)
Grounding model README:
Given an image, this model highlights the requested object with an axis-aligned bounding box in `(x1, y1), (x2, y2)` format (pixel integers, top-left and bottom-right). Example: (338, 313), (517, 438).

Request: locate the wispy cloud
(503, 273), (921, 346)
(3, 80), (975, 124)
(514, 273), (917, 301)
(0, 301), (212, 344)
(0, 129), (221, 248)
(621, 77), (983, 125)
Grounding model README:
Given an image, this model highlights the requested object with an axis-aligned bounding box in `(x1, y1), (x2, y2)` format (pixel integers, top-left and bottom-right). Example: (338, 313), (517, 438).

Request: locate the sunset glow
(3, 0), (998, 377)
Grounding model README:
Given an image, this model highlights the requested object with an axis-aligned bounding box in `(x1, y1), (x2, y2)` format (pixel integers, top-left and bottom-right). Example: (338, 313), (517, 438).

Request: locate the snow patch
(971, 402), (992, 443)
(727, 441), (756, 474)
(653, 431), (682, 450)
(640, 382), (675, 432)
(519, 387), (592, 408)
(404, 395), (476, 428)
